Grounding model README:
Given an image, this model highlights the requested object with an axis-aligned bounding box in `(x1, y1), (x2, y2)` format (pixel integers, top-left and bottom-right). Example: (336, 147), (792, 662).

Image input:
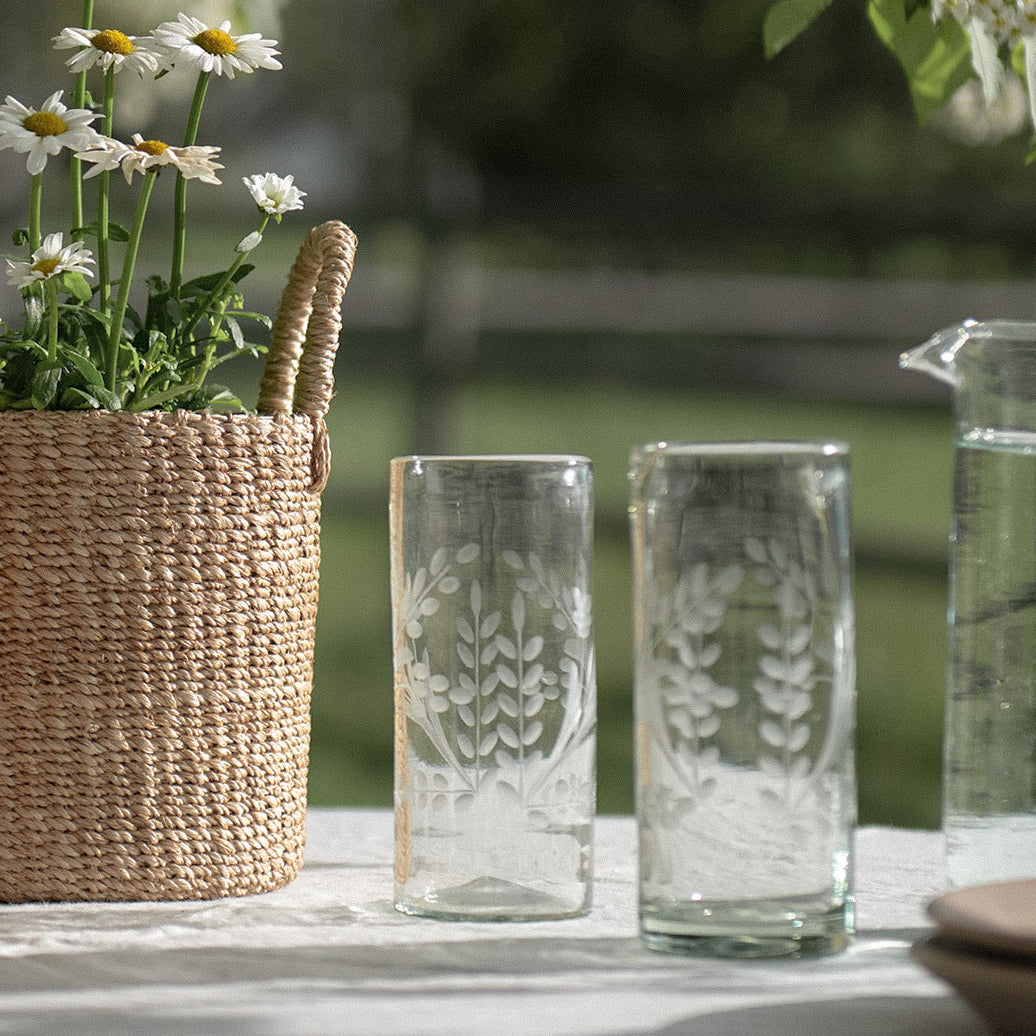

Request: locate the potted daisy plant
(0, 4), (357, 903)
(1, 9), (310, 411)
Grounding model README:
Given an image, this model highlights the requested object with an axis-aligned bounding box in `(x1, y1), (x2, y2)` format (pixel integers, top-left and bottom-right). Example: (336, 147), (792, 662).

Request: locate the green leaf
(1, 396), (35, 410)
(176, 384), (241, 411)
(0, 339), (46, 358)
(91, 385), (123, 410)
(143, 329), (170, 365)
(227, 310), (273, 328)
(868, 0), (973, 123)
(66, 351), (104, 387)
(905, 0), (930, 16)
(11, 228), (28, 247)
(64, 303), (110, 334)
(201, 386), (240, 409)
(123, 302), (145, 334)
(74, 220), (130, 243)
(31, 362), (62, 410)
(180, 264), (256, 299)
(763, 0), (835, 58)
(224, 315), (245, 352)
(164, 297), (183, 328)
(61, 385), (122, 410)
(180, 271), (226, 297)
(129, 382), (200, 412)
(22, 294), (43, 334)
(175, 352), (206, 376)
(58, 387), (100, 410)
(57, 271), (94, 303)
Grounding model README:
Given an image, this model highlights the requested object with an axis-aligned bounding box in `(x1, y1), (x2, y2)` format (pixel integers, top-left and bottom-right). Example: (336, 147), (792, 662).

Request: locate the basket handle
(258, 220), (357, 420)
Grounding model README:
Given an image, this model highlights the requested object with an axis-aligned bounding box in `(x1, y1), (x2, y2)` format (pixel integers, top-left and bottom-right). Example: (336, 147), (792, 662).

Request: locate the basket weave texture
(0, 220), (357, 902)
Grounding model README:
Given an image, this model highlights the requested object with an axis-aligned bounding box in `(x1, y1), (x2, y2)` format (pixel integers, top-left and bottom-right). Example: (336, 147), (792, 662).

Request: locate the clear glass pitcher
(902, 320), (1036, 886)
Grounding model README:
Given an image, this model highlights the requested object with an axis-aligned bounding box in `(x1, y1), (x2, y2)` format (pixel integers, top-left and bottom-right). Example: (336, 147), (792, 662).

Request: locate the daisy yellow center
(193, 28), (237, 55)
(23, 111), (67, 137)
(136, 139), (169, 156)
(31, 258), (60, 276)
(92, 29), (134, 55)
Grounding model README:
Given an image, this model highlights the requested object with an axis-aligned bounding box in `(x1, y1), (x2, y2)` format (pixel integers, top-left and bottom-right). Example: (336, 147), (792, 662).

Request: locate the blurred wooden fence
(338, 247), (1036, 449)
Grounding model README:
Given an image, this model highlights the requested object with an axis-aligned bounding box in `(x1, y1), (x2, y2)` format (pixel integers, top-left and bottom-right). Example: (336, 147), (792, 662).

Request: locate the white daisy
(76, 133), (223, 185)
(6, 232), (94, 290)
(243, 172), (306, 215)
(52, 26), (164, 76)
(151, 13), (281, 78)
(0, 91), (102, 175)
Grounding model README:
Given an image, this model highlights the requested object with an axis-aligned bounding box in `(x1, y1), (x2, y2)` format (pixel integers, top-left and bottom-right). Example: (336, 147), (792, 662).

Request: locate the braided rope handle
(258, 220), (358, 419)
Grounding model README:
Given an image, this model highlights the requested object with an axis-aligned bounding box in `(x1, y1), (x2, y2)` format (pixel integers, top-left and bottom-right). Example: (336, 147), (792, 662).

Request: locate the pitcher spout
(899, 320), (977, 387)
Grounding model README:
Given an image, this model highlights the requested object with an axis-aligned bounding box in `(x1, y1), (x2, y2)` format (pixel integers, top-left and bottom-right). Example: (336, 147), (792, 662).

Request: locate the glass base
(640, 897), (853, 959)
(396, 875), (590, 922)
(641, 929), (850, 959)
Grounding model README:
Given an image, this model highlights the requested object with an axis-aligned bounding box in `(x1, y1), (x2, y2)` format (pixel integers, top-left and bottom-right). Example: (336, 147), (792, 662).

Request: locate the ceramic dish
(912, 935), (1036, 1036)
(927, 879), (1036, 959)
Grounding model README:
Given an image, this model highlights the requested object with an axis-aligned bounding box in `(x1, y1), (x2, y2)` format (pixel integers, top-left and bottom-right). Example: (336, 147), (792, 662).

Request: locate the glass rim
(631, 440), (849, 460)
(392, 454), (592, 466)
(957, 318), (1036, 341)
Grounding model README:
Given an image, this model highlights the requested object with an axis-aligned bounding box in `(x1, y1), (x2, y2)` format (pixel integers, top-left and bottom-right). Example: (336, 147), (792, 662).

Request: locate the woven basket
(0, 220), (357, 902)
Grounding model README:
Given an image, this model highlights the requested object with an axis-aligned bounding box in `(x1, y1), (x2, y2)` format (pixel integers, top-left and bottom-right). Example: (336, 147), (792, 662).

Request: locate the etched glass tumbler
(630, 442), (856, 957)
(390, 455), (596, 920)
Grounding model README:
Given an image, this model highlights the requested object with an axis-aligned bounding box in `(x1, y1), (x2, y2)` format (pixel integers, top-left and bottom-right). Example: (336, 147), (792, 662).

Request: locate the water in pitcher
(901, 322), (1036, 886)
(945, 428), (1036, 886)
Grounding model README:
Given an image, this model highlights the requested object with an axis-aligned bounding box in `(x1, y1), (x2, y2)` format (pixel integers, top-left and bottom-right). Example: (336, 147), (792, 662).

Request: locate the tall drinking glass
(630, 441), (856, 956)
(390, 455), (596, 920)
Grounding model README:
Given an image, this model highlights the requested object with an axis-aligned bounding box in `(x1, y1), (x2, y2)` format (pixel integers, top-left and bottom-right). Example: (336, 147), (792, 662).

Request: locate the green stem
(29, 173), (42, 251)
(69, 0), (94, 239)
(107, 169), (158, 395)
(181, 215), (269, 341)
(45, 279), (59, 362)
(181, 70), (209, 148)
(97, 67), (115, 315)
(170, 71), (210, 300)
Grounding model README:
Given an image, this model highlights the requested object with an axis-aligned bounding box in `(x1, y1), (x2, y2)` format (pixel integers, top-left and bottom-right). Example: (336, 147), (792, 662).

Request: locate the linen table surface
(0, 810), (982, 1034)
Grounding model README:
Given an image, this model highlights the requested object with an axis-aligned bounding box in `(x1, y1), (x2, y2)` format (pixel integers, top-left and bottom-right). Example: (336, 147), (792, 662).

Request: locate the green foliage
(0, 269), (269, 412)
(763, 0), (836, 58)
(765, 0), (972, 124)
(759, 0), (976, 131)
(867, 0), (972, 123)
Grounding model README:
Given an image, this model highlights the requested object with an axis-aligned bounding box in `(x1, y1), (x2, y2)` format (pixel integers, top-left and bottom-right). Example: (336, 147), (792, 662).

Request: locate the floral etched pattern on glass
(631, 442), (855, 957)
(391, 456), (595, 920)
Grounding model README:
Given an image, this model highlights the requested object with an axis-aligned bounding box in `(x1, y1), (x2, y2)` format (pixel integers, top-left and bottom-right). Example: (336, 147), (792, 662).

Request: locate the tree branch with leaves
(765, 0), (1036, 157)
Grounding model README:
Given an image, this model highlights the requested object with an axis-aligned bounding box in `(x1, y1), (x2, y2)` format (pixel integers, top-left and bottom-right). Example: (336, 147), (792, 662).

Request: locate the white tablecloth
(0, 810), (981, 1035)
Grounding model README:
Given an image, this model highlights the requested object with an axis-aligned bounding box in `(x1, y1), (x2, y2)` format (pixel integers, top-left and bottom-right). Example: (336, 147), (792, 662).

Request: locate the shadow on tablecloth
(0, 930), (984, 1035)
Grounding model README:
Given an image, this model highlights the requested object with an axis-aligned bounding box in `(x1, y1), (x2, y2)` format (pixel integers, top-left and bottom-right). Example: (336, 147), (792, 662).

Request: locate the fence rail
(337, 259), (1036, 409)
